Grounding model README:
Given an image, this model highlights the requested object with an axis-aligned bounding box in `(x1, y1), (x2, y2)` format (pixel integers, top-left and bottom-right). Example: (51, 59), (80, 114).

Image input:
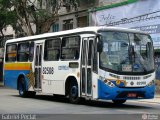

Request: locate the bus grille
(123, 76), (141, 80)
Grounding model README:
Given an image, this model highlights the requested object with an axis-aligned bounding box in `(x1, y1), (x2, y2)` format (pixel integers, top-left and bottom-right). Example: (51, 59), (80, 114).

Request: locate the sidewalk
(135, 96), (160, 104)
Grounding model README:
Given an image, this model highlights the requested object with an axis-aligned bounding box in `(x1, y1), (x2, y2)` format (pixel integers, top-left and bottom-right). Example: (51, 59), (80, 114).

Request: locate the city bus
(3, 26), (155, 104)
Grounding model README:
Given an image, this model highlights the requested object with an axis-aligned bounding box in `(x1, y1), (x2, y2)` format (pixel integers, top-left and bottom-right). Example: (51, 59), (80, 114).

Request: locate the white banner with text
(91, 0), (160, 48)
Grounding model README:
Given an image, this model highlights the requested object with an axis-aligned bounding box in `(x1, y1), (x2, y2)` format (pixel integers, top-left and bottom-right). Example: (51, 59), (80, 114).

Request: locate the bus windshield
(99, 31), (154, 74)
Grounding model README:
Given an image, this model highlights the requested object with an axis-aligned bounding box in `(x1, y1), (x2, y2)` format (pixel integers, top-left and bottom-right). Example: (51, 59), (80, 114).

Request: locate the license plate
(127, 93), (137, 98)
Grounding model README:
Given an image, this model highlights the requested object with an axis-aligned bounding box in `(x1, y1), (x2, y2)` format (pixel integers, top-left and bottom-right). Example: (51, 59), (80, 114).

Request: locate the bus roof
(6, 26), (147, 43)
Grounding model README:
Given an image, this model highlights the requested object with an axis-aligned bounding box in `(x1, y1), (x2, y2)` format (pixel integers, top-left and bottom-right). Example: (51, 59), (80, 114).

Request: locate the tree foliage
(0, 0), (79, 37)
(0, 0), (17, 38)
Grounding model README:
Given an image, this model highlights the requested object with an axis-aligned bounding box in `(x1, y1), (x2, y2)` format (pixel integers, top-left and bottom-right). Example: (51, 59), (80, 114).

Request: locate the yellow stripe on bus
(8, 53), (16, 57)
(4, 63), (31, 70)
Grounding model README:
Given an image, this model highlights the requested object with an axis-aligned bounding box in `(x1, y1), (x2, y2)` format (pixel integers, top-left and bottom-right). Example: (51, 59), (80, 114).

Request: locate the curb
(139, 100), (160, 104)
(136, 100), (160, 104)
(130, 98), (160, 104)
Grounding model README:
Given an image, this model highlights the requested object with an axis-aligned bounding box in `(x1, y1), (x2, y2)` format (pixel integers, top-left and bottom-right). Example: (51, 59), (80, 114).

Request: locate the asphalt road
(0, 87), (159, 120)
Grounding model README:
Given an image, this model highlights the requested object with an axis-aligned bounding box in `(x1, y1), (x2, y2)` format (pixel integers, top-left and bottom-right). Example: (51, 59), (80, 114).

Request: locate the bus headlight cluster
(104, 79), (115, 87)
(99, 76), (115, 87)
(147, 80), (155, 86)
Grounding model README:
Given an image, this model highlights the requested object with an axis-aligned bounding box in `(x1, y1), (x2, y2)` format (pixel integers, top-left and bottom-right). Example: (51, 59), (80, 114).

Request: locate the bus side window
(61, 36), (80, 60)
(17, 42), (29, 62)
(5, 44), (17, 62)
(44, 38), (61, 61)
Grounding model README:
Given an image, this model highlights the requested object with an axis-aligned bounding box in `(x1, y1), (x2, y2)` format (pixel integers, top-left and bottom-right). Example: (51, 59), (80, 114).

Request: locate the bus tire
(69, 83), (80, 104)
(112, 100), (126, 104)
(18, 77), (27, 97)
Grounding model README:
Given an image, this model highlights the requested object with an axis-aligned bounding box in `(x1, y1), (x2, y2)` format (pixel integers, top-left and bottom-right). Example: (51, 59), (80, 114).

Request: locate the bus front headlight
(104, 79), (115, 87)
(147, 80), (155, 86)
(99, 76), (115, 87)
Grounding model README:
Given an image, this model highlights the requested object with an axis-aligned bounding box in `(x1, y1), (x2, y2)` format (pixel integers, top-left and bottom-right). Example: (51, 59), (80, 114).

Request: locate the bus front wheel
(112, 100), (126, 104)
(69, 83), (80, 104)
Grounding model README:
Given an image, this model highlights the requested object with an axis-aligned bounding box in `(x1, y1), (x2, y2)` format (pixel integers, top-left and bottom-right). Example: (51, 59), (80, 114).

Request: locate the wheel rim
(71, 86), (78, 99)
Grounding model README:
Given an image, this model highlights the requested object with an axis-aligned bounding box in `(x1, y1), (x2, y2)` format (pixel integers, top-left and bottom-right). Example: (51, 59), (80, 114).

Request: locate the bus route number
(43, 67), (54, 74)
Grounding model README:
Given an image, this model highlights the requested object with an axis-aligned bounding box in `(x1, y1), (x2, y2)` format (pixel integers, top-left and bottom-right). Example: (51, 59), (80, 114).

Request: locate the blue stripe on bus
(98, 79), (155, 100)
(4, 70), (29, 89)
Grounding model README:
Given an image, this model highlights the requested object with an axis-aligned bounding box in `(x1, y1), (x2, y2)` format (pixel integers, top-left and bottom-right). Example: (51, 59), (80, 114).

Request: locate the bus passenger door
(81, 38), (94, 97)
(34, 43), (43, 89)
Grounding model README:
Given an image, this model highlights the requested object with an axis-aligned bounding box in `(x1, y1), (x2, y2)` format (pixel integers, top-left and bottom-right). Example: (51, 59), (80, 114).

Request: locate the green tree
(6, 0), (79, 36)
(0, 0), (17, 38)
(0, 0), (79, 36)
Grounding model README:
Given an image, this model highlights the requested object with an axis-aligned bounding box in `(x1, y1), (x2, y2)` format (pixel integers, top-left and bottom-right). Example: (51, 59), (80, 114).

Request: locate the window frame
(44, 38), (61, 61)
(5, 44), (17, 62)
(61, 36), (81, 61)
(17, 42), (30, 62)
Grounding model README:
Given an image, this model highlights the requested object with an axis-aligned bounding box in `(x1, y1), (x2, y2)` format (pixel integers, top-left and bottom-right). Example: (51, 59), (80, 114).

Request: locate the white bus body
(4, 26), (155, 104)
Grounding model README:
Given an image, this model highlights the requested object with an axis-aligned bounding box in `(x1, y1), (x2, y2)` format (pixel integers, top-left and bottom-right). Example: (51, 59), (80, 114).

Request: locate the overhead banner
(91, 0), (160, 48)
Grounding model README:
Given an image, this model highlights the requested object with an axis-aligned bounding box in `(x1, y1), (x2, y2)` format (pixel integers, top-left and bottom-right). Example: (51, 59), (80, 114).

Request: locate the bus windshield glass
(99, 31), (154, 74)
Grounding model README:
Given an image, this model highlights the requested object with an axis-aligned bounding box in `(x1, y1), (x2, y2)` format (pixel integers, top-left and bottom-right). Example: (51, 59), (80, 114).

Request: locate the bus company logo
(130, 81), (134, 86)
(58, 66), (69, 70)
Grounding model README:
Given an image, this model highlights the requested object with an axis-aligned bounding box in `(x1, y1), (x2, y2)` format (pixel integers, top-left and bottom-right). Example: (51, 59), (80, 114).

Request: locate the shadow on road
(12, 94), (153, 109)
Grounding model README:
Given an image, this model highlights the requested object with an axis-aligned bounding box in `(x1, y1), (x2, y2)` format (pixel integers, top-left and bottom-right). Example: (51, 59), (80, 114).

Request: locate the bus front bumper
(98, 80), (155, 100)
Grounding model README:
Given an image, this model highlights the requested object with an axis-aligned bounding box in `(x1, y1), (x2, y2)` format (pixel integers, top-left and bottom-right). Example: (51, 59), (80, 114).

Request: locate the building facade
(51, 0), (127, 32)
